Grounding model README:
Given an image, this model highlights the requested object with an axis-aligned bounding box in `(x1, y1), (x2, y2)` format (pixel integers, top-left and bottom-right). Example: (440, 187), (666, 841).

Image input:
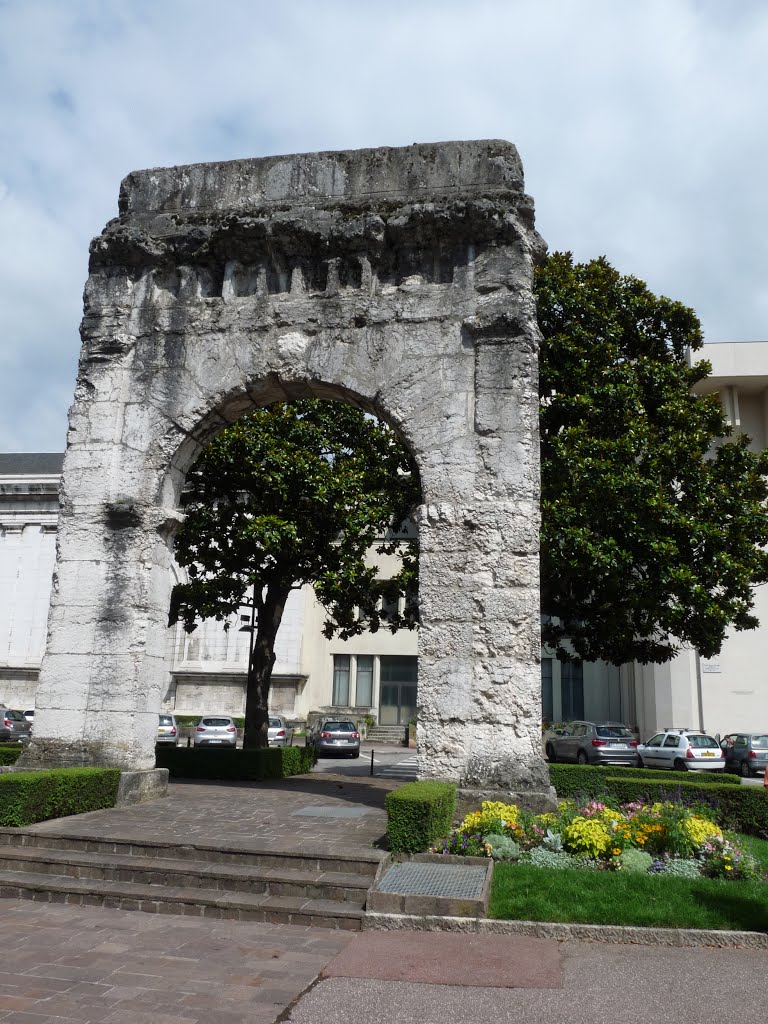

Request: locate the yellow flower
(725, 865), (733, 871)
(612, 848), (621, 856)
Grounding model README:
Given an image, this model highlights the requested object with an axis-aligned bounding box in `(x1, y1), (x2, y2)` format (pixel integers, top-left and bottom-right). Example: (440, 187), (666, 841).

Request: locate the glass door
(379, 656), (417, 725)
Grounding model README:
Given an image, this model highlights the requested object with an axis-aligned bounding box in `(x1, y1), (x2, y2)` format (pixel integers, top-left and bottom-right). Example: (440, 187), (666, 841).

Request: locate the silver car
(1, 709), (32, 744)
(637, 730), (725, 771)
(156, 713), (180, 746)
(193, 715), (238, 748)
(309, 719), (361, 758)
(720, 733), (768, 778)
(268, 716), (293, 747)
(545, 721), (640, 766)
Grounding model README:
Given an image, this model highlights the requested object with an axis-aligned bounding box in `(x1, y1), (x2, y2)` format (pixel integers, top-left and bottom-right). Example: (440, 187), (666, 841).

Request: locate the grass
(489, 861), (768, 932)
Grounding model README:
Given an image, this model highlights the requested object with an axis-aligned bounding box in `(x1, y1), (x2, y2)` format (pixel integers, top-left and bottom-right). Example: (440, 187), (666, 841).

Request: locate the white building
(1, 342), (767, 734)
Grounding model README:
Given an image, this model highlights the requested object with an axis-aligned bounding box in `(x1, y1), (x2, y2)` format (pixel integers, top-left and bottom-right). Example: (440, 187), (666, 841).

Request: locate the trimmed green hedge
(0, 745), (24, 766)
(0, 768), (121, 827)
(549, 763), (740, 796)
(155, 745), (317, 780)
(385, 780), (457, 853)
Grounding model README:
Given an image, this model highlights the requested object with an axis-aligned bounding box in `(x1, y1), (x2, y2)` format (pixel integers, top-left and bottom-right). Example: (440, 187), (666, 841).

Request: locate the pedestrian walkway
(373, 755), (418, 780)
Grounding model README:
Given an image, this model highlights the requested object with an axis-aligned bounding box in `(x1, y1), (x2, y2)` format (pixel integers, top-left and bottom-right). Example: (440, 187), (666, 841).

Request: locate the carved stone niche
(23, 140), (554, 809)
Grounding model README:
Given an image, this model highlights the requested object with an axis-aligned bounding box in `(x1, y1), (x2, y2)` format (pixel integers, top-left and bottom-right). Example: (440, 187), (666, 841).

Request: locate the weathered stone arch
(23, 141), (553, 803)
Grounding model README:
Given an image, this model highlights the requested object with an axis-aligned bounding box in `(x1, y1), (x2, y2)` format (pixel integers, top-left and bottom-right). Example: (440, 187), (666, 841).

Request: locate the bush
(155, 745), (316, 780)
(484, 834), (521, 861)
(549, 763), (740, 797)
(385, 781), (456, 853)
(0, 768), (120, 827)
(618, 848), (653, 874)
(0, 745), (24, 766)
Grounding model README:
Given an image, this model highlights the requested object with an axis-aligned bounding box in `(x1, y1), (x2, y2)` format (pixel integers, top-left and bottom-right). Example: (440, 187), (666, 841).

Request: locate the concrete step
(0, 846), (371, 903)
(366, 726), (409, 744)
(0, 870), (365, 929)
(0, 829), (384, 878)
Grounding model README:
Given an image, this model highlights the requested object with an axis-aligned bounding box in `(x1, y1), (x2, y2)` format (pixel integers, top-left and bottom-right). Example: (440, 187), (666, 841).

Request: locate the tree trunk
(243, 583), (290, 749)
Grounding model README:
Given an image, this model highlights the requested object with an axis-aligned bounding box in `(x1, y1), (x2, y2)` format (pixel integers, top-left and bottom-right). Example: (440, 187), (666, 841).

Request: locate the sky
(2, 0), (768, 452)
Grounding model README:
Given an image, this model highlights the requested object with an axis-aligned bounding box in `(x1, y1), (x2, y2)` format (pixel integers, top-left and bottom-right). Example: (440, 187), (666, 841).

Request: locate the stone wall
(23, 140), (552, 801)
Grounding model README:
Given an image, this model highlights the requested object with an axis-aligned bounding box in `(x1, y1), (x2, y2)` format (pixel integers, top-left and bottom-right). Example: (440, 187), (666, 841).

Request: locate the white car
(637, 729), (725, 771)
(267, 715), (293, 746)
(193, 715), (238, 748)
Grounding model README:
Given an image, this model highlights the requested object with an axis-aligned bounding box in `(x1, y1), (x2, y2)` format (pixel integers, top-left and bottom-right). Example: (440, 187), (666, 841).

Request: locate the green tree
(537, 252), (768, 664)
(169, 400), (419, 748)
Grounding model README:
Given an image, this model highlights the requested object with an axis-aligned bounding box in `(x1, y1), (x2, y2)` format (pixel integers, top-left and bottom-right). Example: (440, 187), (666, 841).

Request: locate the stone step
(0, 846), (371, 902)
(0, 829), (384, 878)
(0, 870), (365, 929)
(366, 726), (409, 744)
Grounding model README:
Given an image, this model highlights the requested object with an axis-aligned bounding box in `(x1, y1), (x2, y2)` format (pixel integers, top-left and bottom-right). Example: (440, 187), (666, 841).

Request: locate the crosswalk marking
(375, 755), (419, 779)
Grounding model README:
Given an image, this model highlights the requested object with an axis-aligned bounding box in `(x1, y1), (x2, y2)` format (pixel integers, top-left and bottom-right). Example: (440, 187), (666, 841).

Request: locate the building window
(541, 658), (553, 723)
(355, 655), (374, 706)
(561, 660), (584, 720)
(332, 654), (351, 706)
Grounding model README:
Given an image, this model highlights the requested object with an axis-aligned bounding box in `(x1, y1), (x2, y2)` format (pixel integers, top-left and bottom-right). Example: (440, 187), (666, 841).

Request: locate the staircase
(0, 829), (384, 930)
(366, 724), (409, 745)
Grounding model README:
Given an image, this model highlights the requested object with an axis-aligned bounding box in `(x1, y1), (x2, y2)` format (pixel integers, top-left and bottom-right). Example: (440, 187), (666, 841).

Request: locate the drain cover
(376, 862), (486, 899)
(292, 805), (373, 818)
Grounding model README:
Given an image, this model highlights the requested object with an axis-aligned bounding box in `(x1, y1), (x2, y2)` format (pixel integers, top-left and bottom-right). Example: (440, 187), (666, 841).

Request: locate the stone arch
(24, 141), (552, 803)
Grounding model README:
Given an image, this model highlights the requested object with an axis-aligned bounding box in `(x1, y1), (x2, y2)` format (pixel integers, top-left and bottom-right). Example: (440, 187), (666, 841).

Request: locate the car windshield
(596, 726), (633, 738)
(323, 722), (355, 732)
(751, 735), (768, 747)
(687, 735), (719, 748)
(159, 715), (174, 725)
(7, 710), (24, 721)
(269, 718), (282, 727)
(201, 718), (231, 727)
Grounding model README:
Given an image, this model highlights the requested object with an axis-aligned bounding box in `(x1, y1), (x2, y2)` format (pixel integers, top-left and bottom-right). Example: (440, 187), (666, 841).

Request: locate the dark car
(720, 733), (768, 777)
(545, 720), (640, 766)
(0, 709), (32, 744)
(308, 719), (361, 758)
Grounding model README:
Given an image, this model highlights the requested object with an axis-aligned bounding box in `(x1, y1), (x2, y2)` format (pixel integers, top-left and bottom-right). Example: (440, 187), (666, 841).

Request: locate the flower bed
(436, 798), (763, 881)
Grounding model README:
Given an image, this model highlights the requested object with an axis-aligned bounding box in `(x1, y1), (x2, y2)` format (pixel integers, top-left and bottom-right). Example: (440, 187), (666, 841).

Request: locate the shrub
(0, 745), (23, 766)
(617, 848), (653, 874)
(549, 763), (740, 798)
(524, 848), (574, 870)
(385, 781), (456, 853)
(459, 801), (520, 836)
(438, 830), (488, 857)
(484, 834), (521, 861)
(0, 768), (120, 826)
(155, 745), (316, 780)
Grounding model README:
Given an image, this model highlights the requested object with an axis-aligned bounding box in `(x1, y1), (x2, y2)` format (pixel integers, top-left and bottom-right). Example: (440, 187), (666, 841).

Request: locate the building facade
(2, 342), (767, 735)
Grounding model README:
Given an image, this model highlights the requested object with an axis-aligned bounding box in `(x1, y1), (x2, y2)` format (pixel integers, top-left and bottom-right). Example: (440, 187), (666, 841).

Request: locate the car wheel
(673, 758), (687, 772)
(637, 757), (645, 769)
(545, 743), (557, 763)
(740, 760), (752, 778)
(576, 750), (588, 765)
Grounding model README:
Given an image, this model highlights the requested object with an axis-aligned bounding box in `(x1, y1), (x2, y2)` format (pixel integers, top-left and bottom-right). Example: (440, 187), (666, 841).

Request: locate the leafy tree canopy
(537, 252), (768, 664)
(169, 400), (419, 747)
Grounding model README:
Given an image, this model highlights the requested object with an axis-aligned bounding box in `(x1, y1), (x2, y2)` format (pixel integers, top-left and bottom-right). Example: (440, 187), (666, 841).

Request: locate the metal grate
(376, 862), (486, 898)
(291, 805), (374, 818)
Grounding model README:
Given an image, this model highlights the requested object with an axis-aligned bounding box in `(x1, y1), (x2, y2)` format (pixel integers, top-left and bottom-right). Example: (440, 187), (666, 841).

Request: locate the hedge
(0, 767), (121, 827)
(385, 780), (457, 853)
(0, 745), (24, 766)
(155, 745), (317, 780)
(549, 763), (740, 797)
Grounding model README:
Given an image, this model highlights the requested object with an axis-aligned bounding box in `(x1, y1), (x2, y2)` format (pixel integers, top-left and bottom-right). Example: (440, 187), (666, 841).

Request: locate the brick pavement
(0, 897), (354, 1023)
(26, 774), (396, 856)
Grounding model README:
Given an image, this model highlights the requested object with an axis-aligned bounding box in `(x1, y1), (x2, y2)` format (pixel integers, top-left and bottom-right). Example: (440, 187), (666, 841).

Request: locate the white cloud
(1, 0), (768, 449)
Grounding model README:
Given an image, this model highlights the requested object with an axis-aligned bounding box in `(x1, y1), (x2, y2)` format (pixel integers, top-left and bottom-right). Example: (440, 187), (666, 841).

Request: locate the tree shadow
(690, 884), (768, 934)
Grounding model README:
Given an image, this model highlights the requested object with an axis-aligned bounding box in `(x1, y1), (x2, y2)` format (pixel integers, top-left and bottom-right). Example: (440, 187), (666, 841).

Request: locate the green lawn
(489, 836), (768, 933)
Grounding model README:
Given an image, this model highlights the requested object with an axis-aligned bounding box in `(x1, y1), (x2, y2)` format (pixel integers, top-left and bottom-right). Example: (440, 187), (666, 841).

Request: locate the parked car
(156, 713), (180, 746)
(22, 709), (34, 723)
(0, 709), (32, 744)
(308, 719), (360, 758)
(193, 715), (238, 748)
(720, 733), (768, 777)
(637, 729), (725, 771)
(268, 715), (293, 747)
(544, 721), (640, 766)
